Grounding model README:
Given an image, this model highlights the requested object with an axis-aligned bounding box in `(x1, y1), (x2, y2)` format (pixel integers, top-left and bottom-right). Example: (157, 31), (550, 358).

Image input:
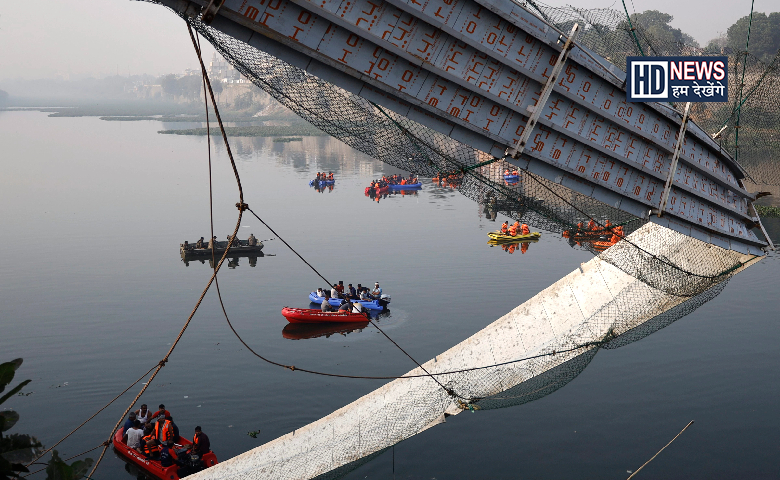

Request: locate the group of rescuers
(315, 172), (335, 182)
(315, 281), (384, 313)
(371, 174), (418, 189)
(192, 233), (260, 249)
(121, 403), (211, 472)
(500, 220), (531, 237)
(503, 169), (520, 176)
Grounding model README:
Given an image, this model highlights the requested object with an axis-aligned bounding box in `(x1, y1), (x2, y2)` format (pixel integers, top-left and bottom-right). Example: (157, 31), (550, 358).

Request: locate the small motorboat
(282, 307), (370, 324)
(487, 231), (542, 242)
(282, 321), (369, 340)
(310, 178), (335, 186)
(180, 239), (263, 256)
(388, 182), (422, 190)
(308, 292), (389, 310)
(503, 174), (520, 181)
(112, 429), (218, 480)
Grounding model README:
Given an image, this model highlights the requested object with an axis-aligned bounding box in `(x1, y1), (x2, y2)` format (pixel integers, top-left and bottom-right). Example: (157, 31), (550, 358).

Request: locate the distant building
(208, 53), (248, 83)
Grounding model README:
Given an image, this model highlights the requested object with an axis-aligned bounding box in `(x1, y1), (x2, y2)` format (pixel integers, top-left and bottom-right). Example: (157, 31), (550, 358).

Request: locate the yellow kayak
(487, 231), (542, 242)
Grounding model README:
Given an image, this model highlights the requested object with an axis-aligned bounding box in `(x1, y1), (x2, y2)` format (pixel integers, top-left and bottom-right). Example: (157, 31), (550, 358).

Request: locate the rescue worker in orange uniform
(508, 223), (518, 236)
(500, 221), (509, 234)
(587, 219), (596, 231)
(504, 169), (510, 176)
(154, 414), (174, 445)
(511, 170), (518, 176)
(521, 223), (530, 236)
(328, 172), (334, 181)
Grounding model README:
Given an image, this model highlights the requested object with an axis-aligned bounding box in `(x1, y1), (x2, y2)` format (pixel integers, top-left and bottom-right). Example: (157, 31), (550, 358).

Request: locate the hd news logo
(626, 56), (728, 103)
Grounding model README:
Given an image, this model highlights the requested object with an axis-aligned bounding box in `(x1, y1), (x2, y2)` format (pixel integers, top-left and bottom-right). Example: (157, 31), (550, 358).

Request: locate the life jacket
(142, 434), (157, 455)
(508, 226), (518, 236)
(155, 420), (173, 443)
(193, 432), (204, 453)
(512, 170), (518, 176)
(504, 169), (510, 175)
(521, 224), (530, 235)
(329, 173), (334, 180)
(501, 223), (508, 234)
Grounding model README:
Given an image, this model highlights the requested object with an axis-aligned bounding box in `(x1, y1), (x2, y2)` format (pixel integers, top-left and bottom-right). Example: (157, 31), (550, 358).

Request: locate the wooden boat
(282, 321), (369, 340)
(282, 307), (370, 324)
(487, 231), (542, 242)
(388, 182), (422, 190)
(180, 239), (263, 256)
(112, 429), (218, 480)
(308, 292), (387, 310)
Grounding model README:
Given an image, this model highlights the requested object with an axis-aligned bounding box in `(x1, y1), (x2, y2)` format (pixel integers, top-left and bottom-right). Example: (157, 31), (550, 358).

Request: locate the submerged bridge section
(161, 0), (769, 254)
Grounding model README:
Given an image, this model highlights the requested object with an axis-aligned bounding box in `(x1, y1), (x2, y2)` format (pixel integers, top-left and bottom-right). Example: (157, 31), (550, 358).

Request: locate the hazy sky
(0, 0), (775, 80)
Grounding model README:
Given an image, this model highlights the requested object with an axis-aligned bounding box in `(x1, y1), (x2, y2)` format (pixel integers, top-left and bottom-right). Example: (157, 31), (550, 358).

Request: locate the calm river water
(1, 110), (778, 479)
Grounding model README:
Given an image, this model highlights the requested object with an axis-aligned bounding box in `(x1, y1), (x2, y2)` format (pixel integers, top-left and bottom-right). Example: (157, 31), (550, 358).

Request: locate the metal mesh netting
(144, 4), (774, 478)
(526, 0), (780, 187)
(179, 13), (756, 303)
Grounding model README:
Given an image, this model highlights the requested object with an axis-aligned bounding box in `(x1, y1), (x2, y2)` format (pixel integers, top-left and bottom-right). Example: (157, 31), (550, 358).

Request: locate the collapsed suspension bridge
(78, 0), (780, 478)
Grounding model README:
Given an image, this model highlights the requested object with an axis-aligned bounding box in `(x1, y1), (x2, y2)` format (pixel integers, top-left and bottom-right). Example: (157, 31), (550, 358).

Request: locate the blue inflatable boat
(308, 292), (387, 310)
(309, 179), (335, 186)
(503, 174), (519, 181)
(388, 182), (422, 190)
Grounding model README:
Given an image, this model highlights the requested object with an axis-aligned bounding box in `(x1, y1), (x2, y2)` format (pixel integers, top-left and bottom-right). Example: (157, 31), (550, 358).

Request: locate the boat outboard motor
(176, 453), (205, 478)
(378, 294), (391, 308)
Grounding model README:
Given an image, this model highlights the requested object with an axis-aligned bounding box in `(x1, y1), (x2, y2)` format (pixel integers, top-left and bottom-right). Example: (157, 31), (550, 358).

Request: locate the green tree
(629, 10), (699, 54)
(727, 12), (780, 61)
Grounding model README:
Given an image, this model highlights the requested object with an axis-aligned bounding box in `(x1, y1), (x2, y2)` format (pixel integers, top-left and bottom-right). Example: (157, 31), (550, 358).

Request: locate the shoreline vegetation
(158, 124), (325, 137)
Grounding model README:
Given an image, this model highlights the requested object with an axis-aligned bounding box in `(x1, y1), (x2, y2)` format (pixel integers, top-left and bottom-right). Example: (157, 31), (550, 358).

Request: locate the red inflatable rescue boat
(112, 429), (218, 480)
(282, 307), (369, 324)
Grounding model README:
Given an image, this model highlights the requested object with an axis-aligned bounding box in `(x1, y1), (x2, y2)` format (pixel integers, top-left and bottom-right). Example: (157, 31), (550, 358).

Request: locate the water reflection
(181, 252), (265, 268)
(282, 322), (370, 340)
(486, 239), (538, 255)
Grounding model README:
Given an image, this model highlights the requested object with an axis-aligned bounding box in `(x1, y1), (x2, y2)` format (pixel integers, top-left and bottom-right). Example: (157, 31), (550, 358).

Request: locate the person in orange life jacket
(604, 219), (612, 230)
(508, 223), (518, 236)
(154, 414), (174, 444)
(151, 404), (171, 419)
(521, 223), (530, 235)
(189, 426), (211, 456)
(141, 425), (158, 458)
(328, 172), (334, 181)
(512, 169), (518, 176)
(504, 169), (510, 176)
(586, 219), (596, 231)
(500, 221), (508, 234)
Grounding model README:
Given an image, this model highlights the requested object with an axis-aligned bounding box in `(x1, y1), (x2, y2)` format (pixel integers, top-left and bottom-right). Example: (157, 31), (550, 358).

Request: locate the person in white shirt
(316, 288), (325, 298)
(123, 420), (145, 452)
(330, 284), (341, 299)
(351, 302), (364, 314)
(371, 282), (382, 299)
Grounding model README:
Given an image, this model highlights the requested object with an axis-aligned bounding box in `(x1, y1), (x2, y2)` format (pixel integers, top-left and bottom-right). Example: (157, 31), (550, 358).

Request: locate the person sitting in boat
(338, 298), (353, 312)
(189, 426), (210, 457)
(347, 283), (357, 299)
(123, 412), (137, 435)
(208, 236), (216, 249)
(328, 172), (334, 181)
(123, 419), (145, 452)
(336, 281), (345, 296)
(508, 223), (518, 236)
(370, 282), (382, 299)
(135, 404), (151, 425)
(330, 284), (341, 299)
(586, 219), (596, 231)
(321, 295), (335, 312)
(195, 237), (205, 248)
(141, 425), (158, 458)
(154, 414), (175, 445)
(512, 170), (518, 176)
(248, 233), (257, 246)
(604, 219), (612, 230)
(521, 223), (530, 236)
(351, 301), (365, 314)
(159, 441), (181, 468)
(152, 404), (171, 419)
(500, 221), (508, 234)
(504, 169), (510, 176)
(316, 288), (326, 298)
(359, 287), (371, 301)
